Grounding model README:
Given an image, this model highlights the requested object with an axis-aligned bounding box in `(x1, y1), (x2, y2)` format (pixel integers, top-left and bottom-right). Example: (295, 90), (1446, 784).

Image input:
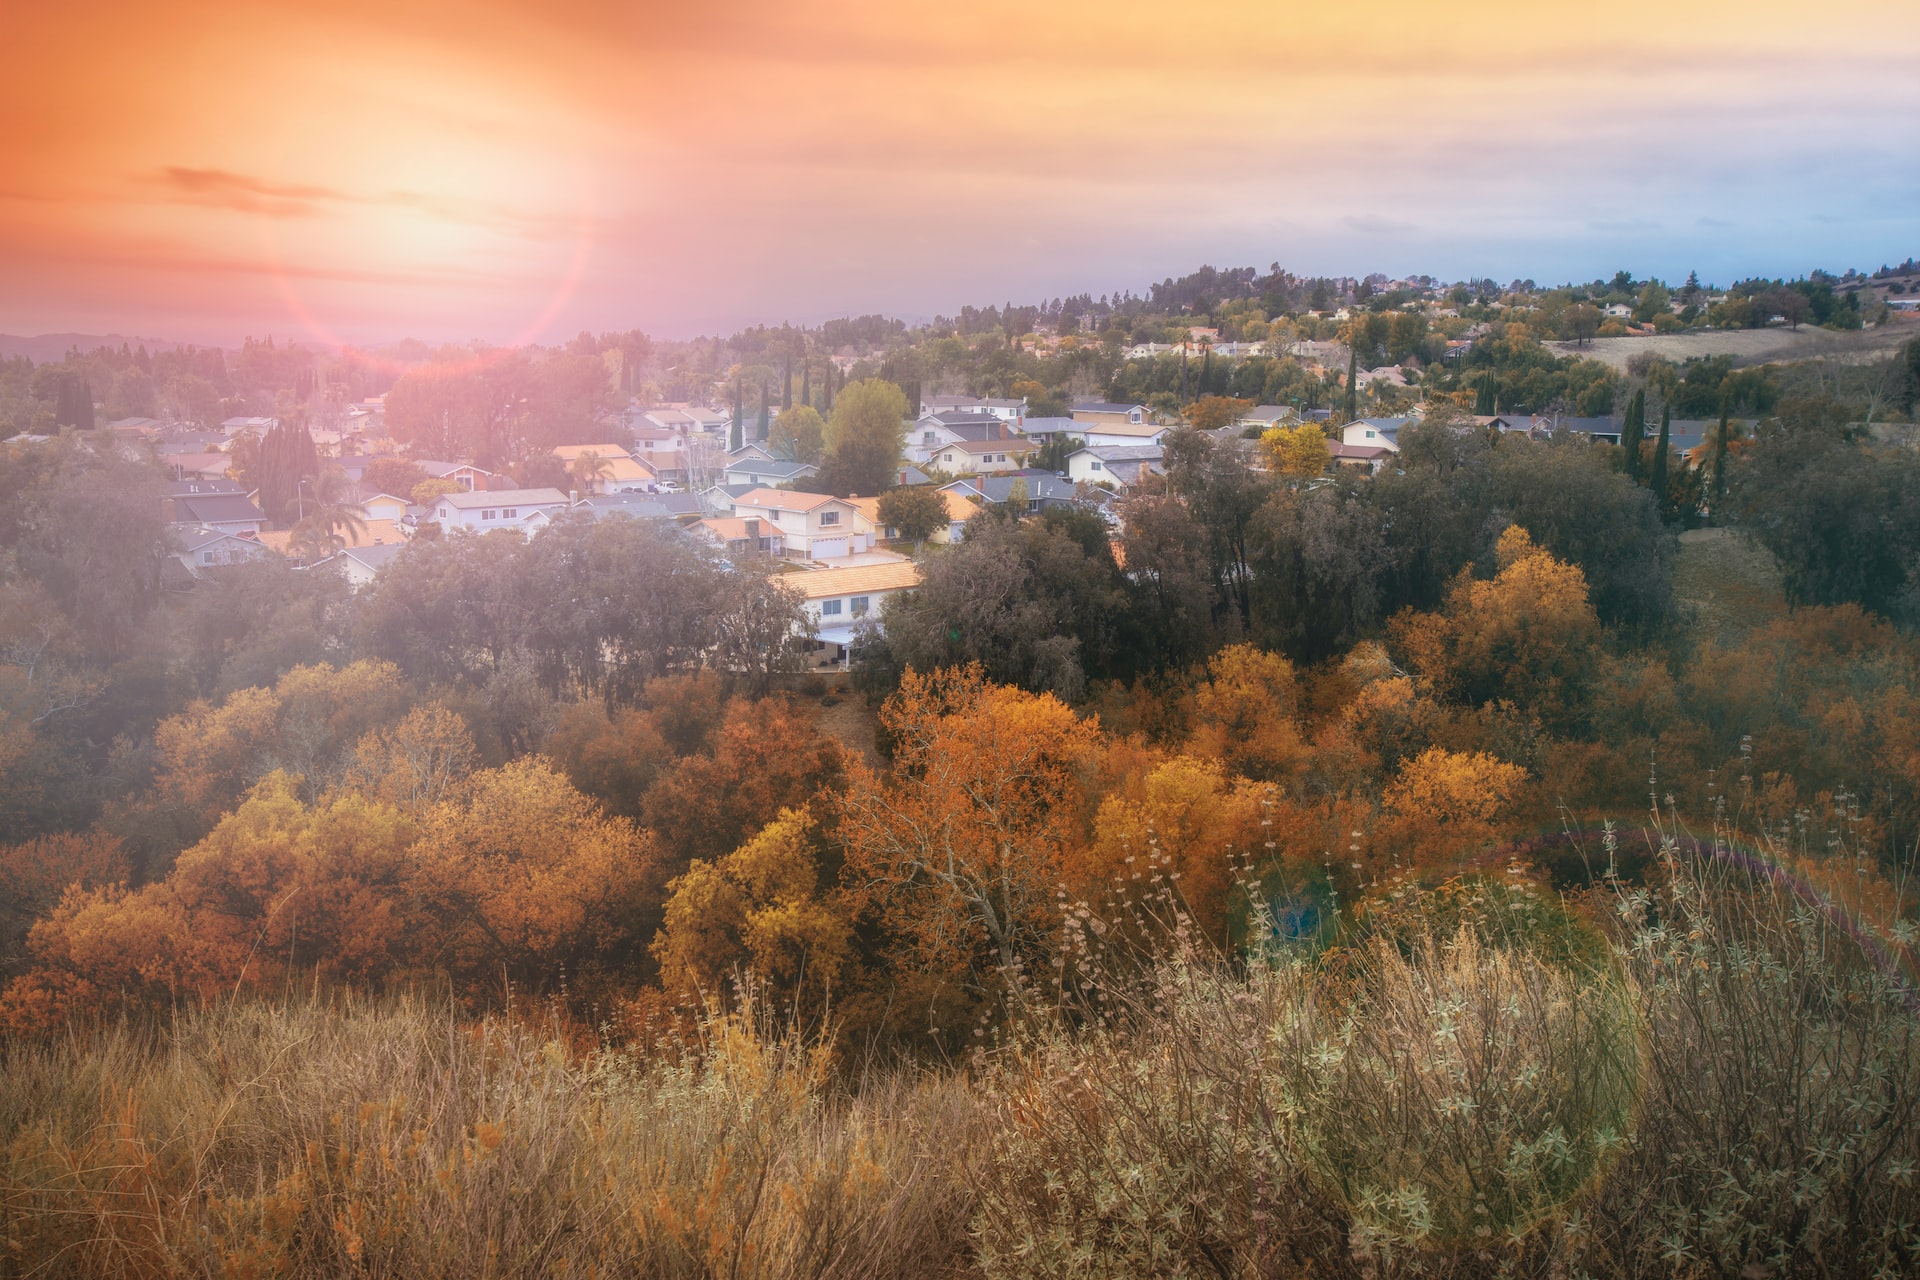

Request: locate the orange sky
(3, 0), (1916, 344)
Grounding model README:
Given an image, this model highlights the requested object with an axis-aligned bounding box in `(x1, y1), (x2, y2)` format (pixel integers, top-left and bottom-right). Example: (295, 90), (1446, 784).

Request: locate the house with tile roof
(730, 488), (876, 559)
(429, 487), (571, 534)
(774, 558), (923, 657)
(552, 443), (661, 493)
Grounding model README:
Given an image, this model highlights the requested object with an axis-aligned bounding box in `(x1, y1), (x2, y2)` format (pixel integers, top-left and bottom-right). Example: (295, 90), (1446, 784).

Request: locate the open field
(1548, 315), (1919, 369)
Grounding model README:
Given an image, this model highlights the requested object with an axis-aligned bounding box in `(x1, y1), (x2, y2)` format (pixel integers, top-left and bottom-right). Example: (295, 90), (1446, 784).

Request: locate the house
(168, 524), (276, 578)
(1356, 366), (1410, 389)
(256, 517), (410, 560)
(220, 416), (278, 438)
(1329, 442), (1396, 473)
(165, 476), (245, 499)
(927, 438), (1037, 476)
(1065, 445), (1165, 491)
(316, 542), (409, 590)
(1018, 417), (1084, 445)
(409, 460), (498, 492)
(624, 429), (690, 484)
(1237, 405), (1300, 432)
(429, 487), (571, 534)
(730, 488), (876, 560)
(1340, 419), (1405, 452)
(726, 442), (779, 466)
(165, 491), (268, 536)
(907, 412), (1027, 464)
(1076, 419), (1171, 449)
(572, 491), (703, 523)
(552, 443), (660, 493)
(940, 472), (1115, 522)
(355, 491), (411, 523)
(844, 489), (979, 545)
(1071, 401), (1152, 426)
(924, 395), (1026, 425)
(723, 458), (819, 488)
(693, 515), (786, 558)
(774, 559), (924, 659)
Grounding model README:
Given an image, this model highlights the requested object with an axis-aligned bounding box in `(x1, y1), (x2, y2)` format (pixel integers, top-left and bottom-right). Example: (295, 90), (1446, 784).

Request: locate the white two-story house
(431, 487), (571, 534)
(730, 488), (876, 560)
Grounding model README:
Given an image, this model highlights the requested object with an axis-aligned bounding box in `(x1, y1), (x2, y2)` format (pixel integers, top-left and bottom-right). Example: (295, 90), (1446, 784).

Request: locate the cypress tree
(731, 377), (743, 452)
(78, 377), (94, 430)
(1201, 345), (1213, 396)
(1180, 346), (1190, 402)
(1650, 402), (1671, 513)
(781, 348), (792, 411)
(1621, 388), (1646, 481)
(758, 382), (770, 442)
(801, 359), (812, 411)
(1710, 393), (1731, 516)
(1344, 342), (1358, 422)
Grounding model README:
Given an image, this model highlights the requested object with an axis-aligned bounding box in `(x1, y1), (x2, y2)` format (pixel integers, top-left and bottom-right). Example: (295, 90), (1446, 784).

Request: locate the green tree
(877, 486), (948, 549)
(819, 378), (908, 497)
(768, 404), (826, 466)
(1650, 403), (1671, 512)
(1620, 388), (1646, 482)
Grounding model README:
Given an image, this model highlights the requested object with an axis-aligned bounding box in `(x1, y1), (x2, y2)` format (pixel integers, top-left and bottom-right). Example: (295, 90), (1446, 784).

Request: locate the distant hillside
(0, 333), (212, 363)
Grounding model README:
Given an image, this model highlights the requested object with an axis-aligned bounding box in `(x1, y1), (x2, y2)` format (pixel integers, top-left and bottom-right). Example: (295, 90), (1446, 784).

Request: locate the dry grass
(5, 824), (1917, 1278)
(1674, 527), (1788, 640)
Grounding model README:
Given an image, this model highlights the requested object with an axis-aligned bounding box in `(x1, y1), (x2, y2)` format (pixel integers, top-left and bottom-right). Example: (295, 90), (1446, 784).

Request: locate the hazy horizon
(4, 0), (1917, 347)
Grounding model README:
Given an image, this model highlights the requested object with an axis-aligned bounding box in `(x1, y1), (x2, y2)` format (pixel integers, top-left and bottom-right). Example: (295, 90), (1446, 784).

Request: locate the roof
(930, 396), (1024, 409)
(945, 474), (1109, 505)
(552, 443), (634, 460)
(411, 459), (494, 479)
(172, 492), (266, 524)
(1019, 416), (1083, 437)
(1072, 402), (1148, 415)
(436, 487), (570, 510)
(257, 518), (410, 554)
(1238, 405), (1297, 424)
(327, 543), (409, 573)
(774, 560), (924, 600)
(697, 516), (783, 541)
(725, 459), (818, 479)
(733, 488), (848, 513)
(1329, 443), (1394, 460)
(1070, 444), (1164, 462)
(935, 438), (1036, 455)
(1075, 420), (1165, 438)
(170, 523), (269, 554)
(165, 477), (244, 498)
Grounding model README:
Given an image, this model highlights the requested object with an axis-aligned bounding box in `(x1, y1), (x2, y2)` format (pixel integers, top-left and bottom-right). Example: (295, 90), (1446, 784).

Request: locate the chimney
(746, 518), (760, 539)
(569, 489), (579, 505)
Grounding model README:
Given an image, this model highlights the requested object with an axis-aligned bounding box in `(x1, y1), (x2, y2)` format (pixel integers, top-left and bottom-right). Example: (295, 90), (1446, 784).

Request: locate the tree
(1116, 492), (1219, 671)
(652, 806), (853, 1011)
(1259, 423), (1332, 480)
(566, 448), (615, 494)
(1388, 526), (1601, 731)
(1650, 403), (1672, 512)
(1378, 746), (1528, 867)
(819, 378), (908, 497)
(837, 665), (1098, 978)
(1564, 303), (1602, 346)
(1709, 395), (1732, 516)
(255, 418), (320, 525)
(768, 404), (826, 465)
(1187, 644), (1310, 783)
(1620, 388), (1646, 482)
(363, 458), (428, 498)
(1186, 395), (1251, 431)
(876, 485), (948, 549)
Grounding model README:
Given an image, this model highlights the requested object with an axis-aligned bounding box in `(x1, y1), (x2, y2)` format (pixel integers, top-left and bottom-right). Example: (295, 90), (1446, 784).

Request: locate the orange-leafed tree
(0, 831), (128, 983)
(1388, 526), (1601, 730)
(1378, 745), (1529, 868)
(406, 757), (659, 1001)
(652, 806), (853, 1012)
(838, 665), (1099, 978)
(1186, 395), (1252, 432)
(1076, 754), (1270, 942)
(0, 775), (417, 1031)
(339, 702), (479, 811)
(643, 694), (846, 866)
(1187, 643), (1312, 783)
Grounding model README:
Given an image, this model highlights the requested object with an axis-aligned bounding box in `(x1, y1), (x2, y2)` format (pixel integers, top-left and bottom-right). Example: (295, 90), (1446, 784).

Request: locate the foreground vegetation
(4, 824), (1914, 1278)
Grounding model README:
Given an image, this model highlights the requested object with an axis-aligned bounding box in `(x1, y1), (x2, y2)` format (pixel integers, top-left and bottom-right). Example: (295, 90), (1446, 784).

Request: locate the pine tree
(1650, 403), (1672, 516)
(78, 376), (95, 430)
(1621, 388), (1646, 481)
(1474, 369), (1496, 415)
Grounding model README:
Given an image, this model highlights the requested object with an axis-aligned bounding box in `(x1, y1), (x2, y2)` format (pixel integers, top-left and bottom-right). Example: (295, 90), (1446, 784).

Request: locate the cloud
(158, 167), (343, 216)
(1589, 218), (1664, 233)
(1342, 214), (1415, 234)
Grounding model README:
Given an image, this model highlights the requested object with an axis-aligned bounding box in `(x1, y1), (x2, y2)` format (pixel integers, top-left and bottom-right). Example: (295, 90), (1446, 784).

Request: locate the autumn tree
(1259, 422), (1332, 480)
(837, 665), (1099, 978)
(1186, 395), (1252, 431)
(652, 806), (853, 1012)
(1378, 746), (1528, 867)
(1186, 643), (1311, 783)
(1389, 526), (1601, 730)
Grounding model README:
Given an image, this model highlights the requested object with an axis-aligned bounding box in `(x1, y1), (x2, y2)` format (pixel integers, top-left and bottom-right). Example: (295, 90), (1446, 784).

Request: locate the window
(922, 431), (936, 443)
(851, 595), (870, 616)
(821, 599), (843, 615)
(1091, 460), (1103, 471)
(481, 508), (497, 520)
(502, 507), (517, 518)
(201, 550), (214, 564)
(820, 510), (840, 526)
(1365, 430), (1376, 439)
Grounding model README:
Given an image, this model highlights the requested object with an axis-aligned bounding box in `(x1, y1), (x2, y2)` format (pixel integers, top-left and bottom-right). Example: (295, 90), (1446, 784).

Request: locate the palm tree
(567, 449), (614, 494)
(307, 466), (368, 548)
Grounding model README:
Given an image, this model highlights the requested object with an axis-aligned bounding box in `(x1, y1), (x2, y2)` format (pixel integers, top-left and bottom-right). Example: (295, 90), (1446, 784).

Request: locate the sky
(2, 0), (1917, 347)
